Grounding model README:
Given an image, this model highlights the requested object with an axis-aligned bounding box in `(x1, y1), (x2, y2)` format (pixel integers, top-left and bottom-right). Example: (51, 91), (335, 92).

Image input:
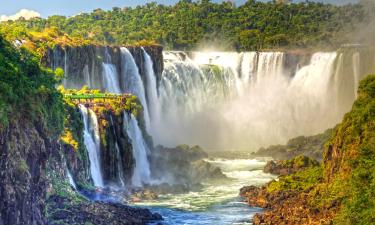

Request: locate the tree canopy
(0, 0), (368, 51)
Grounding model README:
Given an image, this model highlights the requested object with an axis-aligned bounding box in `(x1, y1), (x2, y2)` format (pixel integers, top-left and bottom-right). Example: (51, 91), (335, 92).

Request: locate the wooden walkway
(64, 93), (132, 101)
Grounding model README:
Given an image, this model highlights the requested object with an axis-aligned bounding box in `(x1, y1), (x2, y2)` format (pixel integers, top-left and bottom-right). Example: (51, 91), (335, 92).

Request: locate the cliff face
(324, 74), (375, 182)
(0, 119), (60, 225)
(98, 110), (135, 185)
(0, 36), (64, 225)
(42, 45), (164, 91)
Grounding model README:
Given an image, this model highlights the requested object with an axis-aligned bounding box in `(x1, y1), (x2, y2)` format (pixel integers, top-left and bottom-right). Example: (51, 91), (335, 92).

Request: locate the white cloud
(0, 9), (41, 22)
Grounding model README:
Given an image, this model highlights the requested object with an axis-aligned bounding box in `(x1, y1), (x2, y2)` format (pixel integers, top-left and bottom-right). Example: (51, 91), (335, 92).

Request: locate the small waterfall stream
(102, 63), (121, 93)
(142, 48), (160, 134)
(67, 170), (77, 190)
(79, 105), (104, 187)
(124, 112), (151, 187)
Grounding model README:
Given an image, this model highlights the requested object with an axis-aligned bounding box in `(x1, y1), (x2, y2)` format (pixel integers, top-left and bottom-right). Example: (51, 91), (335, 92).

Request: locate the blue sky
(1, 0), (359, 18)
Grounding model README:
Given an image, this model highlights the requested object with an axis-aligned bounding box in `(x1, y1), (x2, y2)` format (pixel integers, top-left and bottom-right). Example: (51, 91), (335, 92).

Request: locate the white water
(67, 170), (77, 190)
(124, 112), (151, 187)
(142, 48), (160, 135)
(120, 47), (152, 134)
(102, 63), (121, 93)
(115, 143), (125, 187)
(352, 52), (360, 98)
(155, 51), (361, 151)
(79, 105), (104, 187)
(137, 158), (275, 224)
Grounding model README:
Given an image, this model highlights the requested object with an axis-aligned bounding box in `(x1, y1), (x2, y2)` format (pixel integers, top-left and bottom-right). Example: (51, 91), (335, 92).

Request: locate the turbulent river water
(135, 158), (275, 225)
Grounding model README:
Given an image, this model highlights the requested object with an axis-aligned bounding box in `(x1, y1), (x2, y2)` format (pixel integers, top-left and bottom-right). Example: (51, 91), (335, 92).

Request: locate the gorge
(43, 43), (375, 224)
(1, 1), (375, 224)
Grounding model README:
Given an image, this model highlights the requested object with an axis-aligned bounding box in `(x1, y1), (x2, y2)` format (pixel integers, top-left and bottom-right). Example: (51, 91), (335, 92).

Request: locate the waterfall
(120, 47), (152, 134)
(67, 170), (77, 190)
(102, 63), (121, 93)
(240, 52), (257, 85)
(79, 105), (104, 187)
(115, 143), (125, 187)
(56, 46), (373, 156)
(352, 52), (360, 98)
(142, 48), (160, 134)
(62, 49), (69, 88)
(123, 112), (151, 187)
(155, 51), (363, 150)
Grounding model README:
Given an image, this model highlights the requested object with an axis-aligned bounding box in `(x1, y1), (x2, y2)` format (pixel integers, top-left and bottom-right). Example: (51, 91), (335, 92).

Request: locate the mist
(354, 0), (375, 45)
(150, 50), (368, 152)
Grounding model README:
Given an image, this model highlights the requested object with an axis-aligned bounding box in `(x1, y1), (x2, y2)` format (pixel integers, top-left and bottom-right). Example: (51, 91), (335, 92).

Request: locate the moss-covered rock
(264, 155), (320, 176)
(253, 128), (333, 161)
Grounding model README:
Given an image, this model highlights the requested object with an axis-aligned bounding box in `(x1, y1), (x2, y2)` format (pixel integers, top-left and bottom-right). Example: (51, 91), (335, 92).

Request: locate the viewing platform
(64, 93), (133, 102)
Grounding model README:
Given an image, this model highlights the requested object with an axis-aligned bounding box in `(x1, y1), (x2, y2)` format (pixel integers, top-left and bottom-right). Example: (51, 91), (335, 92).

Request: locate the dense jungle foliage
(0, 35), (64, 136)
(0, 0), (370, 50)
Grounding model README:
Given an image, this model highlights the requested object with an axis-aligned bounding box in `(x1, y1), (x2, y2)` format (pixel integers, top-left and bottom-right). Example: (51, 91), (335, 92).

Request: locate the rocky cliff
(0, 36), (64, 225)
(0, 119), (60, 225)
(42, 44), (164, 91)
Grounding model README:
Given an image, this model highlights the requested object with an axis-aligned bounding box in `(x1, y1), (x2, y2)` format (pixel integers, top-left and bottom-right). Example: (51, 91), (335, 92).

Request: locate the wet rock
(0, 118), (57, 225)
(47, 195), (163, 225)
(252, 129), (333, 161)
(150, 145), (227, 190)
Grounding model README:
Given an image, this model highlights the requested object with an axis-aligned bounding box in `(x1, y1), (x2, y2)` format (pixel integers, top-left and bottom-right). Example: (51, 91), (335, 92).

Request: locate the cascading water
(120, 47), (152, 133)
(155, 51), (363, 150)
(67, 170), (77, 190)
(79, 105), (104, 187)
(352, 52), (360, 98)
(123, 112), (151, 187)
(142, 48), (160, 134)
(102, 63), (121, 93)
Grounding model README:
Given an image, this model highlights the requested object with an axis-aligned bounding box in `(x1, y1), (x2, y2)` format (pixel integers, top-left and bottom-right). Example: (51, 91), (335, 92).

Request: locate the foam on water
(137, 158), (275, 225)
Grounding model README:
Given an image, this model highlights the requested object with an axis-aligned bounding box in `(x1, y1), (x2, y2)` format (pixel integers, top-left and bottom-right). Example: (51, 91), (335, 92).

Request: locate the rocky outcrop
(252, 128), (333, 161)
(263, 155), (320, 176)
(240, 186), (337, 225)
(0, 118), (59, 225)
(150, 145), (226, 191)
(47, 195), (162, 225)
(98, 110), (135, 185)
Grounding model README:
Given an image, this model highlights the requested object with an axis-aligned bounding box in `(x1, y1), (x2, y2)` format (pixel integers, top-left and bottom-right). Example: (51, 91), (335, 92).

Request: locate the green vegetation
(60, 86), (143, 117)
(0, 35), (64, 137)
(281, 155), (320, 169)
(267, 165), (322, 193)
(0, 0), (369, 51)
(263, 75), (375, 224)
(328, 74), (375, 224)
(255, 128), (333, 161)
(0, 26), (91, 57)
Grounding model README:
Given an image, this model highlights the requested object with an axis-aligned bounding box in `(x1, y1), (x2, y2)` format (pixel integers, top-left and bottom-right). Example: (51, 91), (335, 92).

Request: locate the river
(135, 158), (275, 225)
